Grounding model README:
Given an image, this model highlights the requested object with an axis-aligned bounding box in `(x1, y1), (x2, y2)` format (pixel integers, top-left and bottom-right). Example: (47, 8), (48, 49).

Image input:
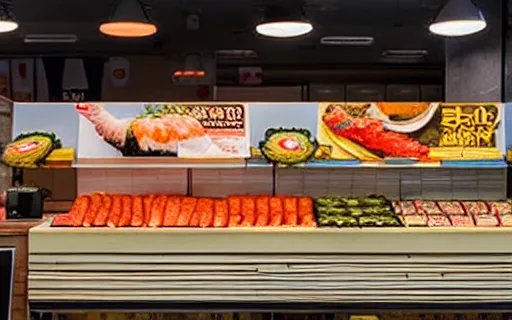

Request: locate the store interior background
(0, 1), (511, 319)
(1, 0), (505, 104)
(0, 0), (507, 205)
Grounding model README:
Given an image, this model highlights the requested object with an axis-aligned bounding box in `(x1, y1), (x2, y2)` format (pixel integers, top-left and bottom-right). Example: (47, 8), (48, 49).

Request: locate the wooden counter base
(0, 220), (44, 320)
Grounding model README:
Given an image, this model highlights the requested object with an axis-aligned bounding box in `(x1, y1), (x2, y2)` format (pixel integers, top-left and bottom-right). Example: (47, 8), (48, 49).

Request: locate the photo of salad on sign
(76, 103), (250, 158)
(317, 102), (502, 162)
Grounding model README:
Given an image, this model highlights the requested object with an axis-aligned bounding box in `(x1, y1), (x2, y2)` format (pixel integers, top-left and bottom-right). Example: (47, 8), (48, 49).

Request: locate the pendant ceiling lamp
(429, 0), (486, 37)
(0, 1), (18, 33)
(256, 5), (312, 38)
(99, 0), (157, 38)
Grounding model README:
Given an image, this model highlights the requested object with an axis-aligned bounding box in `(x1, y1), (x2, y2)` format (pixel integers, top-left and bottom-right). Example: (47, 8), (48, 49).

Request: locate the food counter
(28, 192), (512, 311)
(3, 101), (511, 312)
(29, 223), (512, 308)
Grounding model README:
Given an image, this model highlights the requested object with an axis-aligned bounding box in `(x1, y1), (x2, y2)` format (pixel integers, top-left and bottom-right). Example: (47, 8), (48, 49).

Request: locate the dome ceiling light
(99, 0), (157, 38)
(256, 5), (312, 38)
(0, 0), (18, 33)
(429, 0), (487, 37)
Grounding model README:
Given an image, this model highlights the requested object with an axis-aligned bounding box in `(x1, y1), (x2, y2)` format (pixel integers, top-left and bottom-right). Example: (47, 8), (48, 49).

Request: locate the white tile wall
(77, 168), (188, 195)
(191, 168), (273, 197)
(276, 167), (507, 200)
(76, 167), (507, 200)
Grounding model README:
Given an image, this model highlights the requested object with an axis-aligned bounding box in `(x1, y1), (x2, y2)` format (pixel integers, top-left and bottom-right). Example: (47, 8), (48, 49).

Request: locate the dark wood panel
(11, 296), (28, 320)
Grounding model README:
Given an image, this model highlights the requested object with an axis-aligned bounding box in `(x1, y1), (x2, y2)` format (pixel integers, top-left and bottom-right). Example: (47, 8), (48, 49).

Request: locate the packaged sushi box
(413, 200), (443, 215)
(473, 215), (500, 227)
(403, 215), (428, 227)
(488, 202), (512, 215)
(427, 215), (452, 227)
(449, 215), (474, 227)
(461, 201), (489, 216)
(437, 201), (465, 215)
(399, 201), (418, 216)
(392, 201), (402, 215)
(498, 214), (512, 227)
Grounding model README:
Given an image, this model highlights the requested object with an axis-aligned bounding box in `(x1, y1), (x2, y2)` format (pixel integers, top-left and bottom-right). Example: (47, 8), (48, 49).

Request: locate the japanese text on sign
(439, 105), (499, 147)
(166, 104), (245, 129)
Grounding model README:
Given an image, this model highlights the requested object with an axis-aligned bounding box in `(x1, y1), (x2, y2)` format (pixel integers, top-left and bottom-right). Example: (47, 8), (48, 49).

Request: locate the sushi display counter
(5, 100), (511, 312)
(28, 194), (512, 310)
(28, 221), (512, 310)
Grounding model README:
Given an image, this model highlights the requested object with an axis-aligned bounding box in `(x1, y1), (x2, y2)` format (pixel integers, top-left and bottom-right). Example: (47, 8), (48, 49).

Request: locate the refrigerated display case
(3, 100), (510, 313)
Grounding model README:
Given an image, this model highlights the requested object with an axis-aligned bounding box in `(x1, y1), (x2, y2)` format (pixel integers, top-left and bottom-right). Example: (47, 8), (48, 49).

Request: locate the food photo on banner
(316, 102), (503, 164)
(76, 103), (250, 158)
(6, 101), (506, 167)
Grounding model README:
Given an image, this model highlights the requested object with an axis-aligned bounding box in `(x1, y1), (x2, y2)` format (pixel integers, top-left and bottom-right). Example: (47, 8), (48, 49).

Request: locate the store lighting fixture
(429, 0), (486, 37)
(24, 34), (78, 44)
(382, 50), (428, 59)
(99, 0), (157, 38)
(382, 50), (428, 63)
(173, 54), (206, 78)
(215, 50), (258, 59)
(0, 1), (18, 33)
(256, 5), (312, 38)
(320, 36), (374, 46)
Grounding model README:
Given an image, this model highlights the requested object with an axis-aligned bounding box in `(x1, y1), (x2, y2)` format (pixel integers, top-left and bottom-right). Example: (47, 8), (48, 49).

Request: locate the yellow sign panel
(439, 104), (500, 148)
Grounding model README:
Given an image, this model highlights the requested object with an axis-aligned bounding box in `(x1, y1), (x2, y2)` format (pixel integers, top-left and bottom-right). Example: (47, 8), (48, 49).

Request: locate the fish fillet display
(76, 103), (213, 156)
(51, 193), (317, 228)
(323, 106), (430, 159)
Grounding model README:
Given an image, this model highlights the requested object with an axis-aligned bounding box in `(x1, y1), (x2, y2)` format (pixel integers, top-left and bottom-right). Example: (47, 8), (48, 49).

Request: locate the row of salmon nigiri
(52, 193), (318, 228)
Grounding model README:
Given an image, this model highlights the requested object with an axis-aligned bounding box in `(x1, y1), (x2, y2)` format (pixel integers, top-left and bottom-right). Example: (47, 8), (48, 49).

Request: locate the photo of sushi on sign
(317, 102), (503, 163)
(76, 103), (250, 158)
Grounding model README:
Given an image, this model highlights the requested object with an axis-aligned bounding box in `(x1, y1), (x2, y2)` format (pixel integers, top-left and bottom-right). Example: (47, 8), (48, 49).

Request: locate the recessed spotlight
(215, 50), (258, 59)
(382, 50), (428, 63)
(320, 36), (374, 46)
(382, 50), (428, 59)
(24, 34), (78, 44)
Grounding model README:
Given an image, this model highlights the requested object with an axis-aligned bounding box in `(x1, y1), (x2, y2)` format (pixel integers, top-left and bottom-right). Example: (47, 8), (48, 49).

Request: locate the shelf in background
(74, 157), (247, 169)
(73, 158), (508, 169)
(252, 160), (508, 169)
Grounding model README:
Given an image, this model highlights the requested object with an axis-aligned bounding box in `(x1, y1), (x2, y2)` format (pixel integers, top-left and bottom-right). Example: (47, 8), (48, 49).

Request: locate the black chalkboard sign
(0, 248), (15, 320)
